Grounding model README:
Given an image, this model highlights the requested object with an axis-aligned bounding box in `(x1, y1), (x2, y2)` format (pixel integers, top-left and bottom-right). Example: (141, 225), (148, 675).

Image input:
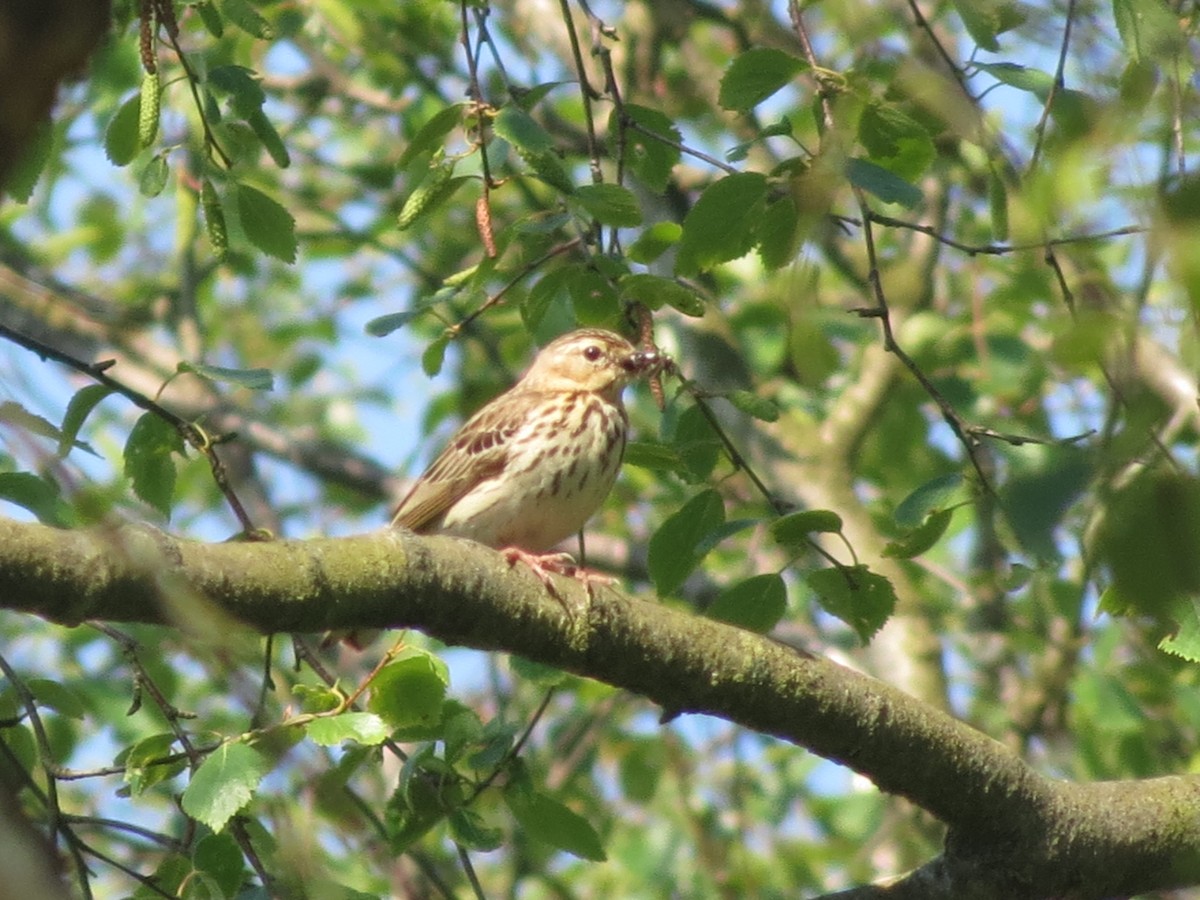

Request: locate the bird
(391, 327), (662, 588)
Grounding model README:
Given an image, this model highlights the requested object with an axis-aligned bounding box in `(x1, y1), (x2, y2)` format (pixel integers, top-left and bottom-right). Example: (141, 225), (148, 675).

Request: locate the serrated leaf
(4, 119), (54, 203)
(123, 412), (184, 519)
(177, 361), (274, 391)
(105, 94), (141, 166)
(894, 473), (965, 528)
(181, 743), (269, 832)
(208, 65), (266, 117)
(858, 102), (936, 182)
(707, 573), (788, 633)
(883, 508), (954, 559)
(952, 0), (1025, 51)
(618, 273), (704, 317)
(306, 712), (390, 747)
(627, 222), (681, 263)
(1159, 598), (1200, 662)
(648, 489), (725, 595)
(505, 789), (606, 861)
(846, 158), (922, 208)
(193, 833), (245, 900)
(572, 183), (642, 227)
(235, 183), (296, 262)
(719, 48), (807, 111)
(138, 154), (170, 197)
(676, 172), (769, 275)
(805, 565), (896, 644)
(399, 104), (466, 168)
(368, 650), (449, 731)
(756, 196), (801, 270)
(723, 389), (779, 422)
(58, 384), (113, 459)
(771, 510), (844, 548)
(615, 104), (681, 193)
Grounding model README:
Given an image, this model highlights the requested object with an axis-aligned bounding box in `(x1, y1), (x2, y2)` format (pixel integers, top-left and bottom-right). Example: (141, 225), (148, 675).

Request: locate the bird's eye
(583, 345), (603, 362)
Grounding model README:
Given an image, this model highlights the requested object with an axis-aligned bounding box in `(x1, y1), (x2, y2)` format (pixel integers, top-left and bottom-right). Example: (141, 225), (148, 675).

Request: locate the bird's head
(521, 328), (661, 398)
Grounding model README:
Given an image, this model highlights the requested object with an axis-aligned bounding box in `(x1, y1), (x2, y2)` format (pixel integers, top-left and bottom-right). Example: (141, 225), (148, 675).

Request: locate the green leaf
(883, 508), (955, 559)
(397, 167), (469, 231)
(236, 183), (297, 262)
(4, 119), (54, 203)
(193, 833), (245, 900)
(368, 649), (450, 731)
(676, 172), (769, 276)
(618, 273), (704, 317)
(207, 65), (266, 117)
(707, 573), (788, 633)
(770, 510), (844, 548)
(523, 266), (575, 331)
(723, 389), (779, 422)
(846, 158), (922, 208)
(952, 0), (1025, 51)
(627, 222), (681, 263)
(26, 678), (88, 719)
(988, 166), (1009, 242)
(894, 473), (965, 528)
(494, 106), (573, 193)
(805, 565), (896, 644)
(622, 440), (685, 473)
(399, 104), (466, 168)
(614, 104), (681, 193)
(220, 0), (275, 39)
(0, 473), (69, 526)
(974, 62), (1055, 100)
(1002, 450), (1092, 560)
(1096, 471), (1200, 622)
(122, 733), (185, 796)
(246, 108), (291, 168)
(181, 743), (269, 832)
(177, 361), (275, 391)
(422, 334), (450, 376)
(672, 404), (722, 482)
(718, 48), (807, 111)
(58, 384), (113, 459)
(1113, 0), (1185, 62)
(306, 712), (390, 747)
(123, 413), (184, 519)
(571, 183), (643, 227)
(105, 94), (141, 166)
(138, 154), (170, 197)
(1158, 598), (1200, 662)
(756, 196), (801, 270)
(450, 808), (504, 852)
(196, 1), (223, 36)
(648, 489), (725, 595)
(858, 103), (936, 182)
(505, 789), (607, 861)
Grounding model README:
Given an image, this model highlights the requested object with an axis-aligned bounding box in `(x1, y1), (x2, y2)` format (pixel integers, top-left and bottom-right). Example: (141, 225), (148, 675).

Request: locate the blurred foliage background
(1, 0), (1199, 896)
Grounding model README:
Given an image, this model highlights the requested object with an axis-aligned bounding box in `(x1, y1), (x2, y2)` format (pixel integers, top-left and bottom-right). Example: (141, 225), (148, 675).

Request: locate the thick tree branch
(1, 517), (1199, 898)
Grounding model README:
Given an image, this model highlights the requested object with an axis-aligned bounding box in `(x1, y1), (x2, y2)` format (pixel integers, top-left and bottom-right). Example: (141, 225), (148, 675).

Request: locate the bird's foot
(501, 548), (613, 611)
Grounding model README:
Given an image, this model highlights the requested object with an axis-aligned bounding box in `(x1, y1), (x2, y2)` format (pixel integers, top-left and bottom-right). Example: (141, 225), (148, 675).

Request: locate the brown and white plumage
(392, 328), (659, 558)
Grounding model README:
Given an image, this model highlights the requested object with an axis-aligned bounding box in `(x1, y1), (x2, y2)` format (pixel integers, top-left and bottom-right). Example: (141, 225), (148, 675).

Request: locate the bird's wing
(390, 392), (532, 533)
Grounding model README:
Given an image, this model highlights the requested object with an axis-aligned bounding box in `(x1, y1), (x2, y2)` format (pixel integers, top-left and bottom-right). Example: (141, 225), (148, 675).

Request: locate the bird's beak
(622, 349), (668, 376)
